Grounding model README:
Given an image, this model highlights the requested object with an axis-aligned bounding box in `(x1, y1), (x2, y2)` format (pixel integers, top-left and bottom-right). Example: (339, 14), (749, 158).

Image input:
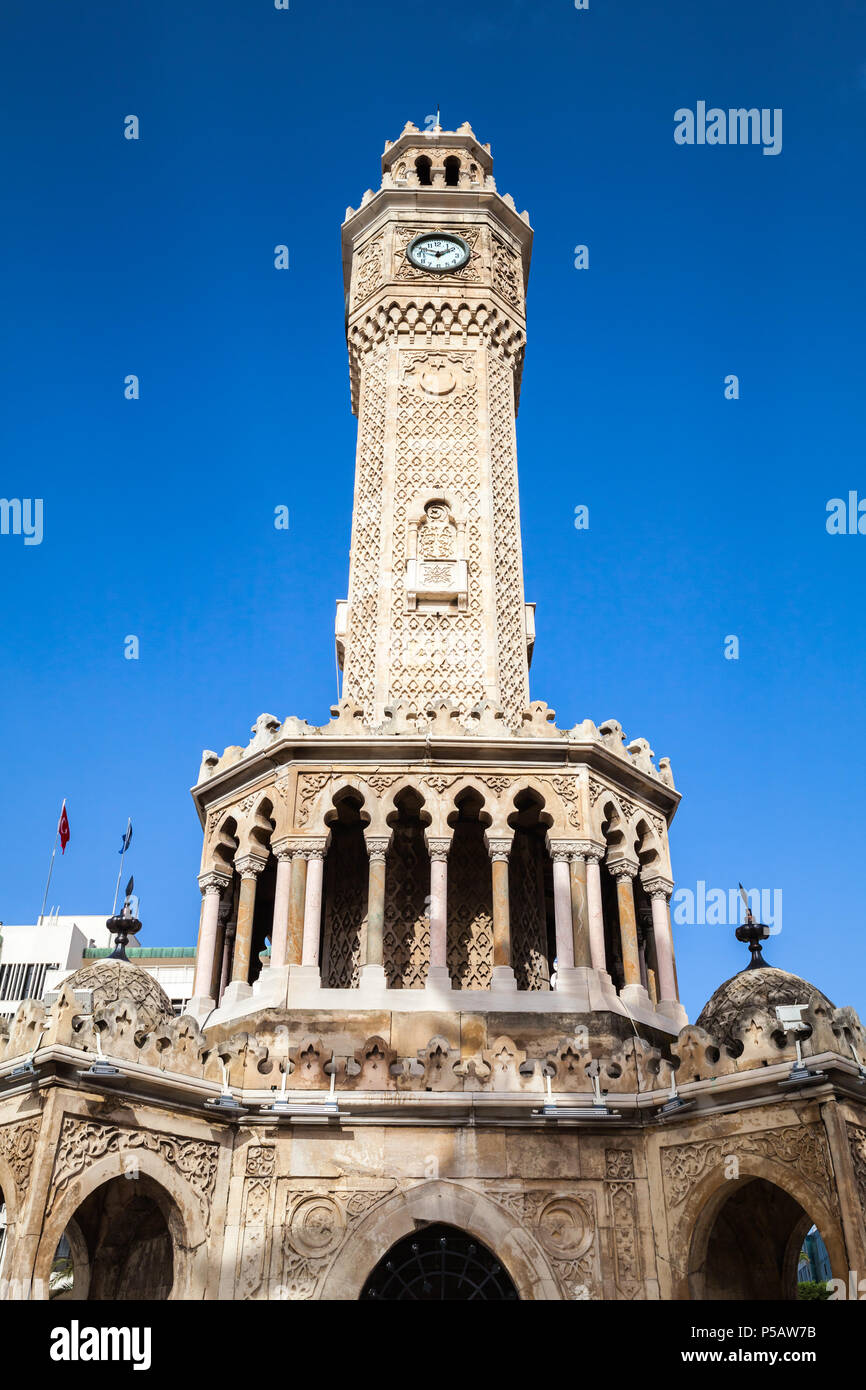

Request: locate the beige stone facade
(1, 124), (864, 1302)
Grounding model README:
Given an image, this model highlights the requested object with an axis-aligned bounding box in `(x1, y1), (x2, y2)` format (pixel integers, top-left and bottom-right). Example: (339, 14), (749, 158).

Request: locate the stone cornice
(191, 736), (680, 831)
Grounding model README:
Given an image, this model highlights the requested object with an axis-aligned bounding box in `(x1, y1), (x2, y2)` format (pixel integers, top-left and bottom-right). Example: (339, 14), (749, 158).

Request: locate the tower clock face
(407, 233), (470, 273)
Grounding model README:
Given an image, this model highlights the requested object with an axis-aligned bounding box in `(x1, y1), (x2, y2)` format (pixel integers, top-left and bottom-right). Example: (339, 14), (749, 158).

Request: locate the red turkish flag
(58, 803), (70, 854)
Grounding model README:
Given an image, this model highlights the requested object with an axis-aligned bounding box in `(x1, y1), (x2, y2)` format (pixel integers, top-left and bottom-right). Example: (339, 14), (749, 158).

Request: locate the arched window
(361, 1224), (518, 1300)
(415, 155), (432, 186)
(444, 156), (460, 187)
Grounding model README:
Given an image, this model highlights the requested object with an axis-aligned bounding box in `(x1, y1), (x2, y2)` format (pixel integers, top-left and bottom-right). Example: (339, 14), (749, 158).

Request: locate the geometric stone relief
(488, 354), (529, 729)
(390, 351), (486, 719)
(486, 1186), (599, 1299)
(270, 1184), (397, 1300)
(296, 773), (332, 827)
(659, 1124), (835, 1213)
(847, 1124), (866, 1219)
(46, 1116), (220, 1229)
(0, 1117), (40, 1202)
(604, 1148), (642, 1300)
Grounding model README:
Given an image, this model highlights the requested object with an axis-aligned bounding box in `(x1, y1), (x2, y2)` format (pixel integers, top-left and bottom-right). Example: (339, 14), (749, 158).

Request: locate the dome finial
(734, 882), (771, 969)
(106, 876), (141, 962)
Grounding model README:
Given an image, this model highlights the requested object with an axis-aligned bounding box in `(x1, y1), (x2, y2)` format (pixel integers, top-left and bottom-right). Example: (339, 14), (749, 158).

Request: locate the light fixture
(657, 1077), (696, 1120)
(775, 1003), (826, 1089)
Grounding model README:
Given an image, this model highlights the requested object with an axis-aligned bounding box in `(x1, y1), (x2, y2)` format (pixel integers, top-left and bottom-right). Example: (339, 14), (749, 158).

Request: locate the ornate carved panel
(447, 819), (493, 989)
(660, 1124), (835, 1212)
(488, 354), (528, 726)
(383, 821), (429, 988)
(847, 1124), (866, 1219)
(509, 829), (549, 992)
(272, 1185), (395, 1300)
(604, 1148), (642, 1299)
(343, 348), (388, 717)
(47, 1116), (219, 1228)
(321, 825), (368, 989)
(351, 231), (385, 308)
(0, 1117), (40, 1202)
(486, 1186), (599, 1299)
(389, 350), (486, 716)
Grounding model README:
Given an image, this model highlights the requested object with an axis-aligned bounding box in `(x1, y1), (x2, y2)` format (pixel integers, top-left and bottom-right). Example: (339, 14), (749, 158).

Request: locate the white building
(0, 914), (195, 1017)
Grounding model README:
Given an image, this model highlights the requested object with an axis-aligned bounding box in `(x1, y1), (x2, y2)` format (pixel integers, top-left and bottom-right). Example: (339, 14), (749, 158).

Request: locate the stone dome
(695, 965), (835, 1051)
(61, 957), (174, 1034)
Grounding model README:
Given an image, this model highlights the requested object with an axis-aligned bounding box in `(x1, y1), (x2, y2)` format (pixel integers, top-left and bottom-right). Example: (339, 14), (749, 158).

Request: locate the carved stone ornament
(660, 1124), (834, 1211)
(47, 1116), (219, 1226)
(0, 1117), (41, 1200)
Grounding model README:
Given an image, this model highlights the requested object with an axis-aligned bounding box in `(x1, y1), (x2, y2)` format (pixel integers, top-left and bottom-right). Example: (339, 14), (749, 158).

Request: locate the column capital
(569, 838), (606, 863)
(198, 871), (231, 896)
(642, 874), (674, 901)
(426, 835), (451, 862)
(365, 835), (391, 862)
(547, 838), (589, 862)
(235, 853), (268, 880)
(607, 857), (639, 881)
(270, 837), (294, 862)
(286, 836), (328, 861)
(485, 834), (512, 862)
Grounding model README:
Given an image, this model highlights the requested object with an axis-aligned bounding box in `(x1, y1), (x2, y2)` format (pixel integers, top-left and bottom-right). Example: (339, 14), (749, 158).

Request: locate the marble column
(360, 836), (389, 988)
(585, 851), (607, 972)
(426, 837), (451, 986)
(608, 859), (641, 988)
(487, 837), (516, 991)
(551, 850), (575, 971)
(231, 854), (267, 985)
(643, 876), (677, 1002)
(287, 850), (307, 967)
(269, 845), (293, 969)
(192, 872), (230, 1000)
(569, 850), (592, 968)
(301, 845), (326, 969)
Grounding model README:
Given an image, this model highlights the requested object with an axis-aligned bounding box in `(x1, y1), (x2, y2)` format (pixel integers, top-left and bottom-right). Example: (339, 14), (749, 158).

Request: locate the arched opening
(249, 799), (277, 984)
(444, 156), (460, 187)
(321, 790), (368, 988)
(415, 155), (432, 186)
(508, 790), (554, 991)
(360, 1223), (519, 1300)
(447, 790), (493, 989)
(600, 802), (628, 991)
(383, 789), (430, 989)
(211, 816), (238, 1003)
(51, 1175), (175, 1301)
(691, 1177), (825, 1300)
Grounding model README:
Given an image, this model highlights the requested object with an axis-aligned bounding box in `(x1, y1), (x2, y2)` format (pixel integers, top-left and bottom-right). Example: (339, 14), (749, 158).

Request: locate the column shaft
(270, 854), (292, 968)
(569, 855), (592, 968)
(429, 856), (448, 969)
(232, 873), (259, 983)
(552, 856), (575, 970)
(301, 854), (324, 967)
(585, 856), (606, 971)
(491, 858), (511, 969)
(193, 888), (222, 998)
(365, 855), (387, 967)
(614, 871), (641, 987)
(650, 891), (678, 1001)
(287, 855), (307, 966)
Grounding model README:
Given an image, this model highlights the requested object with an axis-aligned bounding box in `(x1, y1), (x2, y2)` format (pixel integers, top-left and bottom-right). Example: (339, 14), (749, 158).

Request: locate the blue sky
(1, 0), (864, 1021)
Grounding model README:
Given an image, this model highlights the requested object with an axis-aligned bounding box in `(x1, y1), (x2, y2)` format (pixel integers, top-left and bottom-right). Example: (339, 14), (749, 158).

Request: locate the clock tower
(337, 121), (534, 730)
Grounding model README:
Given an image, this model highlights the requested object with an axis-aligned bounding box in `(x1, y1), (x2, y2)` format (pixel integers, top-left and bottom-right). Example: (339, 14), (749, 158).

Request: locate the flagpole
(112, 818), (131, 915)
(39, 798), (64, 924)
